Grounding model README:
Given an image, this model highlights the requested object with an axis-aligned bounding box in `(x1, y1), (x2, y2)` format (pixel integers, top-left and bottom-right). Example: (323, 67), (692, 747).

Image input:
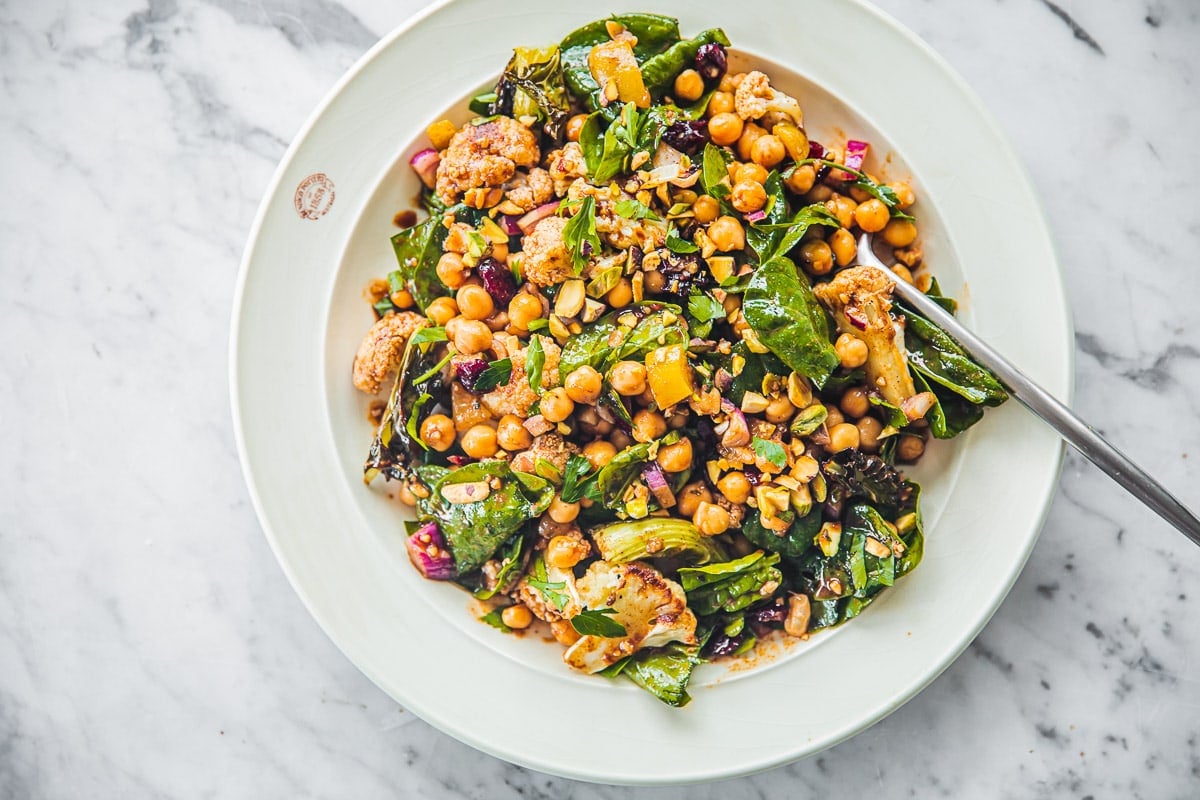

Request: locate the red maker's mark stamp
(294, 173), (335, 220)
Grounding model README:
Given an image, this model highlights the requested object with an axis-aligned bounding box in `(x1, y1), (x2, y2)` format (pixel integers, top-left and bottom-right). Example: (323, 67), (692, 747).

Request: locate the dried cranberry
(705, 631), (746, 658)
(476, 256), (516, 306)
(744, 465), (764, 486)
(749, 599), (787, 626)
(694, 43), (728, 82)
(662, 120), (708, 154)
(807, 140), (825, 160)
(455, 358), (489, 392)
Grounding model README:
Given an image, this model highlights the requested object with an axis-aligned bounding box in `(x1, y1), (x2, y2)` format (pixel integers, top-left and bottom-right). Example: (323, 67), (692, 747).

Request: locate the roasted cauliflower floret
(351, 311), (428, 394)
(594, 195), (668, 251)
(503, 167), (555, 212)
(510, 431), (578, 476)
(814, 266), (917, 406)
(519, 216), (574, 287)
(435, 117), (540, 205)
(545, 142), (589, 195)
(516, 559), (582, 623)
(481, 334), (561, 417)
(734, 70), (803, 127)
(563, 560), (698, 674)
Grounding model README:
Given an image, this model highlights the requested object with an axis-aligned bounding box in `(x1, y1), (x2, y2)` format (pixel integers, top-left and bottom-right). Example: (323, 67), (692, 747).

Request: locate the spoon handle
(856, 235), (1200, 546)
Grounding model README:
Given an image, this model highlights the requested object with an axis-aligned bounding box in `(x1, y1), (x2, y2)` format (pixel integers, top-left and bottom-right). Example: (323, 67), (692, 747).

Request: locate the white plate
(232, 0), (1071, 784)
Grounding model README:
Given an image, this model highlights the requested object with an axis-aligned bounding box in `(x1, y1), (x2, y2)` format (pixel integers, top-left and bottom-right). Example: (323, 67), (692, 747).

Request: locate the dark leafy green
(526, 336), (545, 390)
(417, 462), (554, 574)
(700, 142), (732, 200)
(903, 308), (1008, 406)
(391, 217), (449, 312)
(364, 339), (449, 482)
(640, 28), (730, 98)
(742, 256), (839, 384)
(558, 303), (686, 379)
(822, 448), (910, 510)
(560, 14), (681, 109)
(678, 551), (782, 616)
(480, 608), (511, 633)
(744, 171), (789, 263)
(473, 533), (529, 600)
(580, 103), (647, 183)
(622, 642), (703, 707)
(913, 371), (984, 439)
(500, 45), (571, 139)
(742, 508), (822, 558)
(595, 441), (653, 504)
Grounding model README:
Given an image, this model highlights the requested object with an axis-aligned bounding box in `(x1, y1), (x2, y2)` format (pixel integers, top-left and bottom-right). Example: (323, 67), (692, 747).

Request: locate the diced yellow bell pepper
(588, 37), (650, 108)
(426, 119), (457, 151)
(645, 344), (693, 408)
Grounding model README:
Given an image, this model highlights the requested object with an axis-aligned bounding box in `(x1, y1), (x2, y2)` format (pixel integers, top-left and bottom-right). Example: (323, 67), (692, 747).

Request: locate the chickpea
(636, 387), (657, 408)
(551, 620), (581, 646)
(882, 218), (918, 248)
(717, 471), (751, 504)
(785, 164), (816, 195)
(420, 414), (455, 452)
(397, 482), (417, 506)
(453, 319), (493, 355)
(563, 365), (602, 404)
(708, 90), (735, 116)
(677, 481), (713, 517)
(606, 277), (634, 309)
(540, 387), (575, 423)
(425, 296), (459, 326)
(734, 162), (769, 185)
(828, 422), (861, 453)
(656, 439), (693, 473)
(460, 424), (498, 459)
(436, 252), (468, 289)
(390, 289), (414, 309)
(804, 183), (834, 203)
(548, 496), (581, 524)
(824, 406), (845, 429)
(798, 240), (833, 275)
(485, 310), (509, 332)
(708, 112), (744, 146)
(840, 387), (871, 419)
(566, 113), (588, 143)
(609, 429), (633, 451)
(444, 315), (465, 342)
(456, 283), (495, 321)
(643, 269), (666, 294)
(856, 416), (883, 453)
(708, 215), (746, 252)
(507, 292), (543, 331)
(730, 180), (767, 214)
(610, 360), (648, 396)
(632, 409), (667, 442)
(736, 123), (766, 161)
(366, 278), (390, 302)
(764, 395), (795, 423)
(500, 605), (533, 629)
(693, 500), (732, 536)
(582, 439), (617, 469)
(887, 181), (916, 210)
(673, 68), (704, 102)
(832, 334), (867, 370)
(496, 414), (532, 451)
(825, 194), (856, 229)
(892, 264), (915, 284)
(854, 198), (890, 233)
(750, 134), (786, 168)
(692, 194), (720, 223)
(826, 228), (856, 267)
(897, 434), (926, 462)
(717, 74), (737, 93)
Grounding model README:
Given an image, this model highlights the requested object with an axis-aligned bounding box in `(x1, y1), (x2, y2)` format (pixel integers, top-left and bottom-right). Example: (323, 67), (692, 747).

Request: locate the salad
(351, 14), (1008, 707)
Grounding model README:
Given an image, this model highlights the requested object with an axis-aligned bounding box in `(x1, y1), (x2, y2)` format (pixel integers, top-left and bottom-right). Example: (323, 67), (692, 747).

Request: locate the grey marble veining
(2, 1), (1198, 797)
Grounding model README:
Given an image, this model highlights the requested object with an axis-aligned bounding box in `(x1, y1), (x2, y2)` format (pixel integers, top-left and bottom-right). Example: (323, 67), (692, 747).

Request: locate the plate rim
(230, 0), (1074, 784)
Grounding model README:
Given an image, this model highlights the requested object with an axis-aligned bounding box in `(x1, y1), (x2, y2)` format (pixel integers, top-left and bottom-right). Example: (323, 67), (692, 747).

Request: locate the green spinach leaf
(570, 608), (628, 637)
(741, 507), (822, 558)
(622, 642), (703, 707)
(903, 309), (1008, 406)
(639, 28), (731, 98)
(526, 336), (545, 390)
(560, 14), (681, 109)
(391, 217), (449, 312)
(742, 256), (839, 384)
(562, 195), (601, 273)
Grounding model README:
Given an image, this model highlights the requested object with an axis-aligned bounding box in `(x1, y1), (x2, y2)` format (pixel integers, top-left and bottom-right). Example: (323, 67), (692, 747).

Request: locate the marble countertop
(3, 0), (1199, 796)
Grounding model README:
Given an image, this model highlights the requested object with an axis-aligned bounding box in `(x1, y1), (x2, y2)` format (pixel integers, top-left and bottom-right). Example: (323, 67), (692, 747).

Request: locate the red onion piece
(410, 148), (440, 189)
(642, 463), (677, 509)
(834, 140), (868, 181)
(516, 201), (560, 235)
(719, 399), (751, 448)
(745, 210), (767, 224)
(498, 214), (522, 236)
(845, 307), (868, 330)
(900, 391), (938, 422)
(406, 522), (455, 580)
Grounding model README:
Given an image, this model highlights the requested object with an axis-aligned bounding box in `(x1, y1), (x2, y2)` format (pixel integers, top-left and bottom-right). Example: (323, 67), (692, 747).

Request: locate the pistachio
(787, 372), (813, 409)
(548, 314), (571, 342)
(790, 483), (813, 517)
(815, 521), (842, 557)
(740, 391), (770, 414)
(865, 537), (891, 559)
(554, 278), (586, 318)
(789, 403), (828, 437)
(581, 297), (606, 323)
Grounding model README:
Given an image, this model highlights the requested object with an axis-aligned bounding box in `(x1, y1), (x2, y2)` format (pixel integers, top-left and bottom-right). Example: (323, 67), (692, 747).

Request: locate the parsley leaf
(614, 198), (661, 221)
(851, 178), (915, 221)
(751, 436), (788, 469)
(666, 227), (698, 253)
(559, 454), (598, 503)
(686, 291), (726, 338)
(562, 195), (601, 274)
(481, 608), (512, 633)
(409, 326), (448, 347)
(570, 608), (628, 638)
(526, 556), (570, 611)
(387, 269), (405, 294)
(526, 336), (545, 391)
(473, 358), (512, 393)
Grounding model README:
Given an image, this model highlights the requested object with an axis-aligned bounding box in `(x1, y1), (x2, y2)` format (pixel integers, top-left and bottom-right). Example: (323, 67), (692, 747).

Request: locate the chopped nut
(441, 480), (491, 504)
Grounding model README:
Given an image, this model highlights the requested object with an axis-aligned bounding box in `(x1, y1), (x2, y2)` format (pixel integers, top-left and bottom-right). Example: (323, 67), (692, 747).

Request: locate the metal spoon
(855, 233), (1200, 547)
